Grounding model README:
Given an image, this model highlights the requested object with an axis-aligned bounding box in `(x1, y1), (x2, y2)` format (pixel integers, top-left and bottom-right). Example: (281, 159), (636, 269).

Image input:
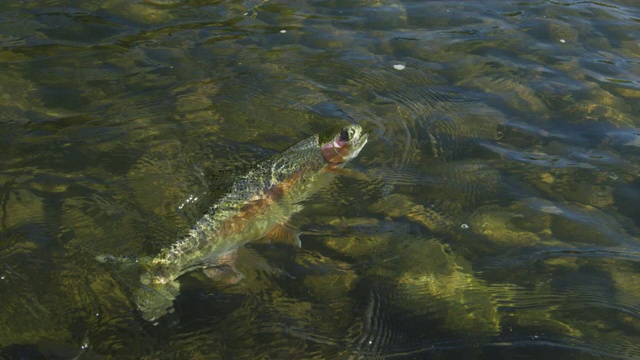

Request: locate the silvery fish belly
(134, 124), (368, 321)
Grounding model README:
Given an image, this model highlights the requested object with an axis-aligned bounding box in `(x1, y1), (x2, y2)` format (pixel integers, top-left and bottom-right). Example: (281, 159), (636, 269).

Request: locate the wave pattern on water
(2, 0), (640, 358)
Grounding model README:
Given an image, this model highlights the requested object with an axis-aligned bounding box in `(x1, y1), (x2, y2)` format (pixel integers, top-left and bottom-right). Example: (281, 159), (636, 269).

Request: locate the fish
(133, 124), (368, 321)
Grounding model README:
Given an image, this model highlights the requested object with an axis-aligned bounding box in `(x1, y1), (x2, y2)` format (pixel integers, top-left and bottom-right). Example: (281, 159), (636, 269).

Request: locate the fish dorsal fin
(283, 134), (319, 154)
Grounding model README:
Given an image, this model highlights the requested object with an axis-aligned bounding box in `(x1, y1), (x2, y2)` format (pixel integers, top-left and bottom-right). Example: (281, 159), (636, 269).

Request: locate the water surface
(1, 0), (640, 358)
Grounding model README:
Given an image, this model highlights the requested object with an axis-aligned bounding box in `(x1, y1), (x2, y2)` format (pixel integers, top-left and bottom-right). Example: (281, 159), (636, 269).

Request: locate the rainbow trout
(134, 125), (368, 320)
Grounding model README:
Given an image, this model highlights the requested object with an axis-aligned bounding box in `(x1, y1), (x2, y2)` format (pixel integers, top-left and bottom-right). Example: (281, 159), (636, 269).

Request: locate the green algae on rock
(468, 207), (541, 249)
(393, 239), (501, 336)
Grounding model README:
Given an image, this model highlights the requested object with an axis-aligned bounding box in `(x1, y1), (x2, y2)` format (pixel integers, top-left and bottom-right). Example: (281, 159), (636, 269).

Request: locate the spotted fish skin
(135, 125), (368, 321)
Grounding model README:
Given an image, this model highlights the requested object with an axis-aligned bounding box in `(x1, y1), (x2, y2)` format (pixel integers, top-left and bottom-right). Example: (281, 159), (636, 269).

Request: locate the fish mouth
(321, 124), (369, 164)
(348, 131), (368, 159)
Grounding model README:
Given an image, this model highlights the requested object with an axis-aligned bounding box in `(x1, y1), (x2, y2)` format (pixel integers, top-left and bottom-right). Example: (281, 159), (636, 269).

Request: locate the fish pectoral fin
(203, 266), (243, 285)
(257, 222), (301, 248)
(202, 249), (243, 284)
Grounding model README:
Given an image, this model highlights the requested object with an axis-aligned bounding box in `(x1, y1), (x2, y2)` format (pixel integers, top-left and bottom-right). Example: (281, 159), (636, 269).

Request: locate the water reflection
(1, 0), (640, 358)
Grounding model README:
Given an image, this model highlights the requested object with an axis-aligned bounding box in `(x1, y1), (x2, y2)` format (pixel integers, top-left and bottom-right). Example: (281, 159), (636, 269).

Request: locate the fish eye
(340, 127), (353, 142)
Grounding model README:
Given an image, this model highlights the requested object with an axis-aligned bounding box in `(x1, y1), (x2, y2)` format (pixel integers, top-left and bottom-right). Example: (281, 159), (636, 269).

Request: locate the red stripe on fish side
(214, 167), (308, 239)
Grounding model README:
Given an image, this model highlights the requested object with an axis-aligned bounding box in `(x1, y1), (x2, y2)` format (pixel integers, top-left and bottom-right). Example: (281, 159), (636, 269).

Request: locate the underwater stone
(468, 207), (541, 249)
(394, 239), (501, 336)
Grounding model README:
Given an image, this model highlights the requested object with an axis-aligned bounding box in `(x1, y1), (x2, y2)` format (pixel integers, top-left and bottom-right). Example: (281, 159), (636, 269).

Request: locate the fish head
(321, 124), (368, 165)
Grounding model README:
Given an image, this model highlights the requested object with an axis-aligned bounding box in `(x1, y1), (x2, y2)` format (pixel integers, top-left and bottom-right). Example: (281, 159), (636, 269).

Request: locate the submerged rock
(324, 232), (391, 259)
(393, 239), (501, 336)
(299, 252), (358, 299)
(458, 75), (549, 120)
(300, 252), (360, 332)
(1, 189), (45, 231)
(371, 193), (452, 232)
(542, 200), (634, 247)
(468, 207), (541, 249)
(590, 259), (640, 321)
(101, 0), (174, 24)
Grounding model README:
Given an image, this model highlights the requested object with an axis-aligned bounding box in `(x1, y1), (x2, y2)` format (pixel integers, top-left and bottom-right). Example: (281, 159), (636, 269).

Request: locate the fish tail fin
(132, 279), (180, 322)
(96, 254), (177, 321)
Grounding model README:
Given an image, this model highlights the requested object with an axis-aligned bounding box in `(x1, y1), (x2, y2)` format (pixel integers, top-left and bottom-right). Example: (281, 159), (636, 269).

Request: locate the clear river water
(1, 0), (640, 358)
